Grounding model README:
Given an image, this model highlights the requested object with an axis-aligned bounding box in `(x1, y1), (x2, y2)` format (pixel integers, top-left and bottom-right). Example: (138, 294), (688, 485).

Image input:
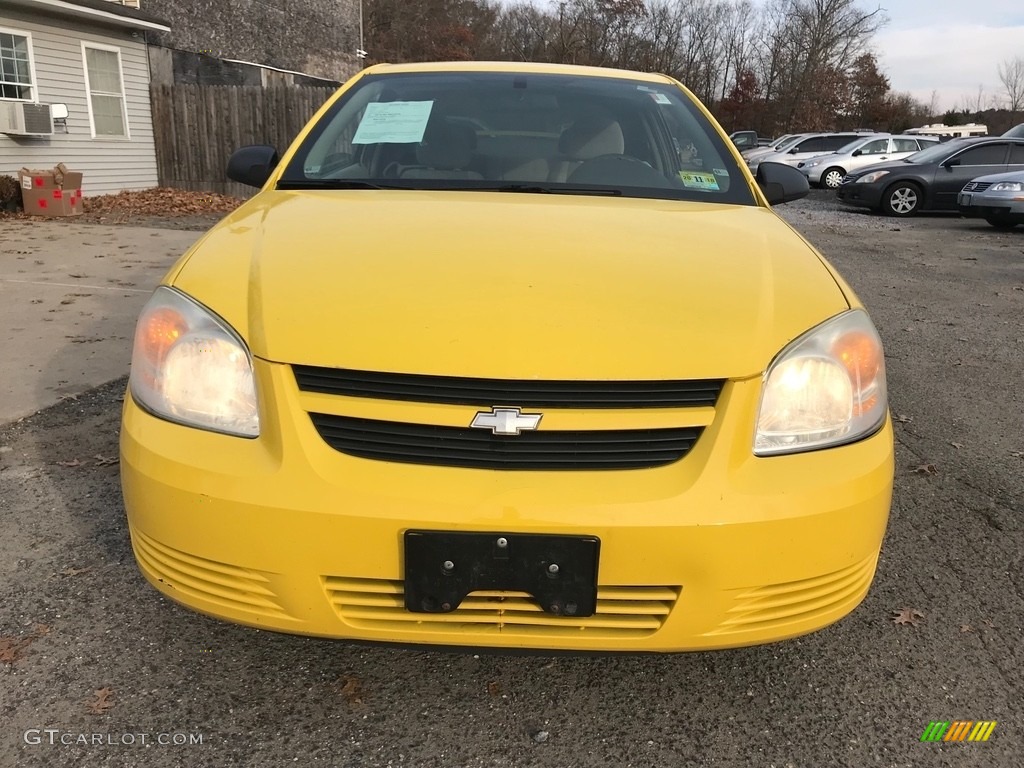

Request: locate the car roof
(363, 60), (675, 85)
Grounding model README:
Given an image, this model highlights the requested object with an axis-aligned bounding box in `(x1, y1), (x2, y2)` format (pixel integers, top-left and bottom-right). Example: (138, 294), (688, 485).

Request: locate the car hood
(849, 159), (922, 177)
(169, 190), (850, 380)
(966, 169), (1024, 184)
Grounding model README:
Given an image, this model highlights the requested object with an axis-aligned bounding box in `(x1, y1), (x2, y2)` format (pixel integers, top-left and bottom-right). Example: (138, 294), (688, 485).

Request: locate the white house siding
(0, 8), (157, 195)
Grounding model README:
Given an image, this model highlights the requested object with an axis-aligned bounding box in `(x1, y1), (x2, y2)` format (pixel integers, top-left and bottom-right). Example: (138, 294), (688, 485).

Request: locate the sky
(872, 0), (1024, 114)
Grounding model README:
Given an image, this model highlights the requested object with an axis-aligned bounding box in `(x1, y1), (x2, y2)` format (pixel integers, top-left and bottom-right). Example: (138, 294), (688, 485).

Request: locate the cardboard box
(18, 163), (84, 217)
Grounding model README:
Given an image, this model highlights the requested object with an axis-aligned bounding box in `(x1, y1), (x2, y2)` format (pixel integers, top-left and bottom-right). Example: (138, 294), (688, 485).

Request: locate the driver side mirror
(227, 145), (280, 188)
(942, 157), (961, 169)
(756, 161), (809, 205)
(852, 149), (862, 157)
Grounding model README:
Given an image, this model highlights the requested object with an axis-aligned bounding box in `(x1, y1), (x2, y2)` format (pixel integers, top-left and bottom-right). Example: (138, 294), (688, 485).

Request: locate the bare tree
(998, 56), (1024, 115)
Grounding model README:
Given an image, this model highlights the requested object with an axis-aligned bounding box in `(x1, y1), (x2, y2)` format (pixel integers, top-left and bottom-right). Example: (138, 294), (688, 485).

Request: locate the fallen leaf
(56, 458), (85, 467)
(893, 414), (913, 423)
(338, 675), (363, 705)
(960, 624), (974, 633)
(92, 455), (118, 466)
(892, 608), (925, 626)
(68, 273), (87, 279)
(60, 567), (91, 577)
(0, 625), (50, 664)
(487, 680), (502, 697)
(949, 442), (963, 450)
(87, 687), (115, 715)
(1011, 451), (1024, 459)
(911, 464), (938, 475)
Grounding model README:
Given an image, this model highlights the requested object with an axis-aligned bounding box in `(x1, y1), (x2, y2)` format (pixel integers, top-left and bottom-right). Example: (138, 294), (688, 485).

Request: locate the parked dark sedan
(836, 137), (1024, 216)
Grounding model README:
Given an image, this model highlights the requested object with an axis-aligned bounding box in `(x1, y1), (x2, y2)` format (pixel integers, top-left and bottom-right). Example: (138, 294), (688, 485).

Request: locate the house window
(83, 43), (129, 138)
(0, 30), (35, 101)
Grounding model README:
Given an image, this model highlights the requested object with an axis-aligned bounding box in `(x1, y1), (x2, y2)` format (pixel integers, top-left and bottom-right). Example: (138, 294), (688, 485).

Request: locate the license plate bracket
(403, 531), (600, 617)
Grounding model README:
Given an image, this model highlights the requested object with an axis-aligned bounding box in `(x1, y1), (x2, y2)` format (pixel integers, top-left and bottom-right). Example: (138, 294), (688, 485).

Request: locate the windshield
(769, 133), (794, 148)
(836, 138), (865, 154)
(904, 139), (970, 164)
(278, 71), (755, 205)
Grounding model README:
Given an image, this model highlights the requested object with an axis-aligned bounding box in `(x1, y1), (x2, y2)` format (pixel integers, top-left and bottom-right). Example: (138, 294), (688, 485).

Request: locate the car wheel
(984, 216), (1019, 230)
(882, 182), (921, 217)
(821, 167), (845, 189)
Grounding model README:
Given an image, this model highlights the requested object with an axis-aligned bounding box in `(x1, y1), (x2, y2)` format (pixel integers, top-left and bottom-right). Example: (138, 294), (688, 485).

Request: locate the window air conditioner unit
(0, 102), (55, 136)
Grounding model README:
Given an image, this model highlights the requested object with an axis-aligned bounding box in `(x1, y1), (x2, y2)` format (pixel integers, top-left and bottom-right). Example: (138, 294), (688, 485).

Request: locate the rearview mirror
(227, 145), (280, 188)
(756, 161), (810, 205)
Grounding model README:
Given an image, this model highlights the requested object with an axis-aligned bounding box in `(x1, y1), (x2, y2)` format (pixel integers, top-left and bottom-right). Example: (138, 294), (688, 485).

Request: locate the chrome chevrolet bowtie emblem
(470, 407), (542, 435)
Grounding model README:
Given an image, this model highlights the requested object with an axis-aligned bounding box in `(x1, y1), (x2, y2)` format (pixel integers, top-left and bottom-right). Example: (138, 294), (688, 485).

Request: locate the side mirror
(942, 157), (960, 169)
(756, 161), (810, 205)
(788, 147), (800, 154)
(851, 149), (862, 157)
(227, 145), (280, 188)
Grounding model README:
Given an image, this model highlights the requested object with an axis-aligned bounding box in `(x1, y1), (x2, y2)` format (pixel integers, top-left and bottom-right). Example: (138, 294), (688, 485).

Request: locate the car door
(783, 136), (828, 166)
(890, 137), (921, 161)
(932, 143), (1009, 209)
(847, 137), (892, 172)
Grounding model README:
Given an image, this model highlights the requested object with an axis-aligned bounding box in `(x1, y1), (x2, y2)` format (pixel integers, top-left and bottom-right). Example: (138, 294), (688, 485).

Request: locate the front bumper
(836, 182), (883, 210)
(957, 191), (1024, 222)
(121, 360), (894, 652)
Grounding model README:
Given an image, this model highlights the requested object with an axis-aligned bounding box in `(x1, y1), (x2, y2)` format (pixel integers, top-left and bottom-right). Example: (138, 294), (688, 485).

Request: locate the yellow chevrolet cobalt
(120, 62), (893, 651)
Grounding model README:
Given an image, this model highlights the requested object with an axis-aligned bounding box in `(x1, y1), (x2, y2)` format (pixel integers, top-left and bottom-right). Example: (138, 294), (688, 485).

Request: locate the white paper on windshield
(351, 101), (434, 144)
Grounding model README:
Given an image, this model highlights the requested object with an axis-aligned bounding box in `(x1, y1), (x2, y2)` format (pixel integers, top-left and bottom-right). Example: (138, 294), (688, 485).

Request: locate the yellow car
(120, 62), (893, 652)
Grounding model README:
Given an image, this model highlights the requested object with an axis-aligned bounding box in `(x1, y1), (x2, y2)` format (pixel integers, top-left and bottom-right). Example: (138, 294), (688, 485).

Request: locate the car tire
(821, 167), (846, 189)
(882, 182), (922, 217)
(984, 216), (1019, 230)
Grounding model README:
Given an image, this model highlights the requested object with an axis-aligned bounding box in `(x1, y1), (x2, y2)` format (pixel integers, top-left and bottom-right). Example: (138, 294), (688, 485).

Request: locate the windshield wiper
(492, 184), (623, 196)
(276, 179), (401, 190)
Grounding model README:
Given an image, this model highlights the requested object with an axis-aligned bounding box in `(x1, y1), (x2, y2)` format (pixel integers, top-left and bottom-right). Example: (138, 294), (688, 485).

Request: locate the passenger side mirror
(227, 145), (280, 188)
(852, 149), (862, 157)
(756, 161), (810, 205)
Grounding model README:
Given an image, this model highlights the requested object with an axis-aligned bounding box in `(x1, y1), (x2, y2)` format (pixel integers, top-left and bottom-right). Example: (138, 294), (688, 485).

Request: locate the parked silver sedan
(957, 170), (1024, 229)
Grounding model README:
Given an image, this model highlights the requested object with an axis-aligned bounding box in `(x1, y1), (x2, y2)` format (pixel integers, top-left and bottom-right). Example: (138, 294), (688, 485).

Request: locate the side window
(1010, 144), (1024, 164)
(795, 137), (825, 153)
(954, 144), (1007, 166)
(821, 135), (855, 151)
(860, 138), (890, 154)
(892, 138), (919, 152)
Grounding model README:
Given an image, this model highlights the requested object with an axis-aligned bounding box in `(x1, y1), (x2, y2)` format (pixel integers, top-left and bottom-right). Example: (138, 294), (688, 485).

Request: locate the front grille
(294, 365), (724, 409)
(323, 576), (680, 638)
(962, 181), (992, 192)
(309, 413), (702, 470)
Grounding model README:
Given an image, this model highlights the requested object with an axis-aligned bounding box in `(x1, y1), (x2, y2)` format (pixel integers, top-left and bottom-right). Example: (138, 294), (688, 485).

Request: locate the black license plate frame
(403, 530), (600, 617)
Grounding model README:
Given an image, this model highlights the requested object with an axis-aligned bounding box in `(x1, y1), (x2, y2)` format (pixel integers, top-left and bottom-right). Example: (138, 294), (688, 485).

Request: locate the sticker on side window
(679, 171), (721, 191)
(352, 101), (434, 144)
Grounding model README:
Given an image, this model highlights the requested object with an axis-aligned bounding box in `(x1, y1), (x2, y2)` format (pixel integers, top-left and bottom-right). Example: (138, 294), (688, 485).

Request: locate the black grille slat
(310, 414), (701, 470)
(295, 365), (724, 409)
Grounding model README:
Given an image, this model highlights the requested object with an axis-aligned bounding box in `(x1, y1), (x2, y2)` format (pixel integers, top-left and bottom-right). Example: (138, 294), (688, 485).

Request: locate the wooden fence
(150, 84), (336, 197)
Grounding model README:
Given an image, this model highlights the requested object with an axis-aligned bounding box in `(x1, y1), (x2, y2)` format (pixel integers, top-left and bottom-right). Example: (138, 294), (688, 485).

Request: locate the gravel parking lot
(1, 193), (1022, 767)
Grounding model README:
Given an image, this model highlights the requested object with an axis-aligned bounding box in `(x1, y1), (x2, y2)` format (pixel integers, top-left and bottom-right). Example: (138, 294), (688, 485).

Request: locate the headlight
(754, 310), (886, 456)
(857, 170), (890, 184)
(990, 181), (1023, 191)
(129, 286), (259, 437)
(803, 159), (822, 168)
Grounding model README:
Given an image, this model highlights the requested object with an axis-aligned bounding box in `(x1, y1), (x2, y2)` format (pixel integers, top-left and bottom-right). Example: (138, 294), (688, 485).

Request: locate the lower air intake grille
(324, 577), (680, 638)
(309, 413), (702, 470)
